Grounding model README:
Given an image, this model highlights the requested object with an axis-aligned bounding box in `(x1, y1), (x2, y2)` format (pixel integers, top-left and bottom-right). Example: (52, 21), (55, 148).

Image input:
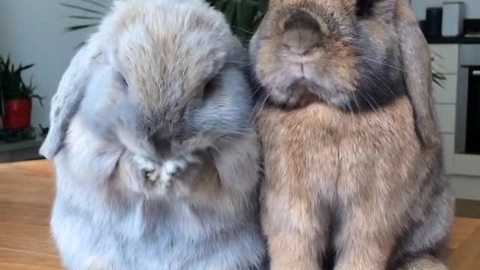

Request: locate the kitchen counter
(0, 139), (43, 163)
(0, 160), (479, 269)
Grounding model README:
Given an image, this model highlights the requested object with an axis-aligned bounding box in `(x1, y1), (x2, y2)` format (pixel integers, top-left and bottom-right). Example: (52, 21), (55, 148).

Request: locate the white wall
(0, 0), (96, 128)
(411, 0), (480, 20)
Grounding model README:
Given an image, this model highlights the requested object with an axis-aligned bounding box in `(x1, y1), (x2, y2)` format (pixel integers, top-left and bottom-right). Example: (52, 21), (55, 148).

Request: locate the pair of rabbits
(41, 0), (454, 269)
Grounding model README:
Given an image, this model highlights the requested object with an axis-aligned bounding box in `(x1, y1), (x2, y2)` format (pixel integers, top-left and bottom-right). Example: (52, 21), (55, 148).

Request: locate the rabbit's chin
(264, 78), (353, 110)
(264, 68), (405, 112)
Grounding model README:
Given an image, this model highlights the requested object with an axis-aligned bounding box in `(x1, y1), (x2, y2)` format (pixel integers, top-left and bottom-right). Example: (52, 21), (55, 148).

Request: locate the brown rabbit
(250, 0), (454, 269)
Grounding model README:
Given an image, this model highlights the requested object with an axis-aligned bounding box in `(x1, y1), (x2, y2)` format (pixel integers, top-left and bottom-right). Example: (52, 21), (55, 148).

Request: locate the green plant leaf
(18, 64), (34, 73)
(79, 0), (109, 9)
(62, 0), (108, 43)
(213, 0), (230, 11)
(224, 1), (237, 26)
(68, 15), (102, 20)
(31, 94), (45, 107)
(0, 55), (41, 102)
(61, 3), (105, 15)
(65, 23), (99, 32)
(207, 0), (267, 43)
(235, 1), (256, 40)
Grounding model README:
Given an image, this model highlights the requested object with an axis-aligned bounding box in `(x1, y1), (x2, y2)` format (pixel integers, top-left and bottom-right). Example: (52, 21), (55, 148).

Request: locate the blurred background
(0, 0), (94, 161)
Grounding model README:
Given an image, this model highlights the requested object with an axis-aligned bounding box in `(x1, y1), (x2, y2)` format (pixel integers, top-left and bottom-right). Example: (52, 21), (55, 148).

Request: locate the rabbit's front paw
(160, 158), (188, 183)
(133, 155), (159, 182)
(132, 155), (188, 196)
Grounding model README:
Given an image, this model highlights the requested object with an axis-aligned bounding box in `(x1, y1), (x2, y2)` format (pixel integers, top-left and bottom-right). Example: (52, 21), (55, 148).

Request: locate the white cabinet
(453, 155), (480, 176)
(430, 44), (459, 74)
(430, 45), (459, 176)
(436, 104), (456, 134)
(442, 134), (455, 174)
(430, 44), (480, 199)
(433, 74), (457, 104)
(430, 44), (480, 184)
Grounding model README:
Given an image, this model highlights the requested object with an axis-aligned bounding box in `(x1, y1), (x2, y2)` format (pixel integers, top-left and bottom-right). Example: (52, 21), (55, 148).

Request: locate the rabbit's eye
(116, 72), (129, 90)
(202, 76), (218, 99)
(356, 0), (375, 18)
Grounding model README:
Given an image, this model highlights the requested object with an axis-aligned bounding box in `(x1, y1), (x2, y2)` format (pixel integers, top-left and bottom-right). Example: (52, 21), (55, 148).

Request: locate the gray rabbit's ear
(39, 45), (100, 159)
(395, 0), (440, 148)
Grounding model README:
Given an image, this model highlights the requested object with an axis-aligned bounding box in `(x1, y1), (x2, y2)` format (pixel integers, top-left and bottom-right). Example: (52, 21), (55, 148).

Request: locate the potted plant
(0, 56), (43, 130)
(206, 0), (267, 43)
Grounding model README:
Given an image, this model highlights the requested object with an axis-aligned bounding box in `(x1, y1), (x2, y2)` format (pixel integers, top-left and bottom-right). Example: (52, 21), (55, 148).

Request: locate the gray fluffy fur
(42, 0), (266, 269)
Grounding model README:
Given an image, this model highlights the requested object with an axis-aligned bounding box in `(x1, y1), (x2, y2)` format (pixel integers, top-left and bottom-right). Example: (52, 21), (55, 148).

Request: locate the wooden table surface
(0, 160), (479, 270)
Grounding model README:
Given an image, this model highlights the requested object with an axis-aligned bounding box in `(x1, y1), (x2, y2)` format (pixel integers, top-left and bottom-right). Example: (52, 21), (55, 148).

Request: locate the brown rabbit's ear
(39, 45), (101, 159)
(395, 0), (441, 148)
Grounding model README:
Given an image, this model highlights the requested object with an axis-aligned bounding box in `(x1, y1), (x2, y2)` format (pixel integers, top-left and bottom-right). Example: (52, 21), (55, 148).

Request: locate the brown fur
(251, 0), (454, 269)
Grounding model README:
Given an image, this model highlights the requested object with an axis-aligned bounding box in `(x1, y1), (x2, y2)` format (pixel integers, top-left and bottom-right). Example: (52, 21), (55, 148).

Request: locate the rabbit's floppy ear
(39, 45), (101, 159)
(395, 0), (441, 148)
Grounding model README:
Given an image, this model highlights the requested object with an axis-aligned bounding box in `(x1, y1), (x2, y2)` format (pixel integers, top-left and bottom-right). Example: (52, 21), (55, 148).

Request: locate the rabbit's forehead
(111, 12), (229, 74)
(113, 6), (230, 72)
(270, 0), (396, 16)
(104, 0), (231, 67)
(115, 26), (228, 84)
(271, 0), (357, 11)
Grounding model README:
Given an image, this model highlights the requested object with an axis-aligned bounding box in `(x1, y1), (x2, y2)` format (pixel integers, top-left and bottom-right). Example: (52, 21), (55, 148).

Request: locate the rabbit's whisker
(364, 69), (397, 99)
(253, 89), (273, 122)
(362, 58), (405, 72)
(250, 84), (264, 99)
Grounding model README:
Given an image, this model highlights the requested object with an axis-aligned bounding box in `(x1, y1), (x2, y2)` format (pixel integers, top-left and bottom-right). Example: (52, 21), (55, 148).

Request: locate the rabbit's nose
(282, 31), (321, 59)
(283, 43), (315, 56)
(281, 9), (323, 58)
(283, 9), (320, 32)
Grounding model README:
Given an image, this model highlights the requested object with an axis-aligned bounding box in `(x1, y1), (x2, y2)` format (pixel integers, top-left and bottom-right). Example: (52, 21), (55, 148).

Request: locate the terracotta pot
(3, 99), (32, 130)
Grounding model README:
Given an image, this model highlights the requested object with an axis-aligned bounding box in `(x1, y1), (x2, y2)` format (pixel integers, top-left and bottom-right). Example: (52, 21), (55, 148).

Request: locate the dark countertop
(420, 19), (480, 44)
(426, 36), (480, 44)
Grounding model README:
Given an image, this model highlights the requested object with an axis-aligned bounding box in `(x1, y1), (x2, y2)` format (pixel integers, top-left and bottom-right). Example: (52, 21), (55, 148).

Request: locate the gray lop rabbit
(41, 0), (265, 269)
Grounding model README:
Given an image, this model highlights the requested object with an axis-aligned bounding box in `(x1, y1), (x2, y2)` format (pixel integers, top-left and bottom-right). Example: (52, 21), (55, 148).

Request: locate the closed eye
(356, 0), (374, 18)
(116, 71), (129, 90)
(202, 76), (218, 99)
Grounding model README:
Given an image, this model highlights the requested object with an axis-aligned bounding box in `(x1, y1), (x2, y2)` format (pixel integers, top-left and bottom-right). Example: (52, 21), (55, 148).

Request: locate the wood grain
(0, 161), (60, 270)
(0, 160), (479, 269)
